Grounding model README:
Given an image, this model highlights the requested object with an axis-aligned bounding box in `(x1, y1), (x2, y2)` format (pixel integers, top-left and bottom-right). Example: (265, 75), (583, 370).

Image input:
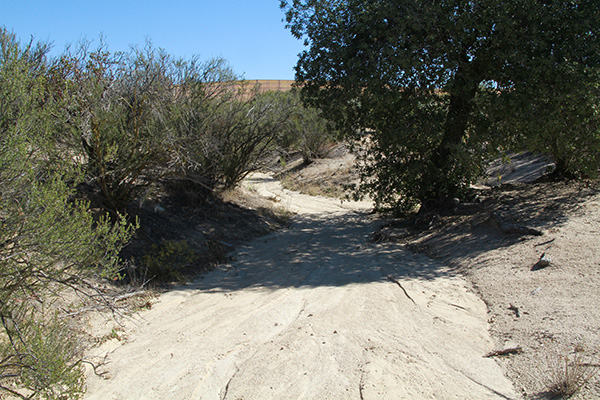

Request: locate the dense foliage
(46, 43), (293, 211)
(281, 0), (600, 213)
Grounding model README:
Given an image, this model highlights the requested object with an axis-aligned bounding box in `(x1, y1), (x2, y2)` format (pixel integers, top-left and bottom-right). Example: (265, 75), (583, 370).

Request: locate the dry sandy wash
(84, 173), (518, 399)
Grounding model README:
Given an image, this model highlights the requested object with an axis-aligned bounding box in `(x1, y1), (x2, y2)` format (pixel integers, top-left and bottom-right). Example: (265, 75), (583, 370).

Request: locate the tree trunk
(423, 61), (481, 206)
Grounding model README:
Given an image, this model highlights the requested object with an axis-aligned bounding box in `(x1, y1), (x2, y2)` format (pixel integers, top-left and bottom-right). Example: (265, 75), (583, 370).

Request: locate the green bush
(142, 240), (196, 283)
(0, 313), (86, 400)
(52, 47), (295, 208)
(493, 69), (600, 179)
(0, 28), (135, 399)
(54, 41), (173, 211)
(168, 67), (293, 192)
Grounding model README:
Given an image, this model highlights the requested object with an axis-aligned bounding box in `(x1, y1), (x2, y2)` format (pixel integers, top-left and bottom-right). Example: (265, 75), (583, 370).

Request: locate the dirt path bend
(85, 173), (518, 400)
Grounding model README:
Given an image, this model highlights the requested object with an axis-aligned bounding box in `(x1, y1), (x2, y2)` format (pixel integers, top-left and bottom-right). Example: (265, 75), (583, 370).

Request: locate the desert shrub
(0, 313), (86, 400)
(54, 41), (173, 211)
(46, 43), (295, 210)
(142, 240), (196, 283)
(541, 348), (599, 399)
(167, 64), (293, 192)
(205, 89), (291, 189)
(276, 90), (337, 164)
(0, 28), (135, 399)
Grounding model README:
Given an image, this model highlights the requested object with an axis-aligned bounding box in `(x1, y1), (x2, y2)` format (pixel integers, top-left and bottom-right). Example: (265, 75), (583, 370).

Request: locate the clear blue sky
(0, 0), (305, 80)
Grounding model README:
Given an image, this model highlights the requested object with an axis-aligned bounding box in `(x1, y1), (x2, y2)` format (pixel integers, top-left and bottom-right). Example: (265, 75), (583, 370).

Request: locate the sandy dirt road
(84, 173), (518, 399)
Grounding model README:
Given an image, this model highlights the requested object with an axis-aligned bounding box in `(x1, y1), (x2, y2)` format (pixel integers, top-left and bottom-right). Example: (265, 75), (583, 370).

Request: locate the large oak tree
(281, 0), (600, 213)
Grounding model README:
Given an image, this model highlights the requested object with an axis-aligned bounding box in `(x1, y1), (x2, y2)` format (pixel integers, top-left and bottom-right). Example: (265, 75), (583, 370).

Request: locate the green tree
(281, 0), (600, 213)
(495, 67), (600, 179)
(0, 29), (135, 399)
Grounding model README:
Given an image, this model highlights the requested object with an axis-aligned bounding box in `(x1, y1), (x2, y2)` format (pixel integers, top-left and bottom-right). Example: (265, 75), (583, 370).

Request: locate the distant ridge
(246, 79), (295, 92)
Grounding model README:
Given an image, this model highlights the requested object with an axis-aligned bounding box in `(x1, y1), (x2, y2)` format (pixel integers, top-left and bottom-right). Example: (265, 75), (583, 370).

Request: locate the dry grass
(539, 347), (599, 399)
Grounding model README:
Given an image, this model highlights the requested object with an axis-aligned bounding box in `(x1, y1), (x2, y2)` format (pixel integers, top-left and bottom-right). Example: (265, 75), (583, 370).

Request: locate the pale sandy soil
(372, 162), (600, 398)
(83, 173), (518, 399)
(266, 150), (600, 399)
(460, 185), (600, 399)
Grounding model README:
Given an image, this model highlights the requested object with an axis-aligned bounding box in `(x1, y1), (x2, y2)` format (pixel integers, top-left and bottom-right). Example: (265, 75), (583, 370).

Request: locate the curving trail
(84, 173), (518, 400)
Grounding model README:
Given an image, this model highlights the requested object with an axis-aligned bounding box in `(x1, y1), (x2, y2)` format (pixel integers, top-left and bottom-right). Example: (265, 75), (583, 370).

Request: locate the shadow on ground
(179, 211), (452, 293)
(135, 179), (599, 296)
(378, 180), (600, 265)
(119, 186), (290, 283)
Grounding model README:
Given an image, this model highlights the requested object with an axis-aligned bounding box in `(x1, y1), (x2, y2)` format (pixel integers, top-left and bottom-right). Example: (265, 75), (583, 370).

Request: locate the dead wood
(485, 347), (524, 358)
(489, 212), (543, 236)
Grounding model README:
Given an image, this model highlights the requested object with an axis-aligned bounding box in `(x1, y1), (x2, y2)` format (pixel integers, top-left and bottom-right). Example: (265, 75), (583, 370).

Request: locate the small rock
(503, 340), (519, 350)
(532, 252), (552, 270)
(508, 304), (521, 318)
(539, 252), (552, 266)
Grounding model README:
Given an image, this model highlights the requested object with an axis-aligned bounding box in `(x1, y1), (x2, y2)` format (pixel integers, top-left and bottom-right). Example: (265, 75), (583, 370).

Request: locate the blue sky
(0, 0), (305, 80)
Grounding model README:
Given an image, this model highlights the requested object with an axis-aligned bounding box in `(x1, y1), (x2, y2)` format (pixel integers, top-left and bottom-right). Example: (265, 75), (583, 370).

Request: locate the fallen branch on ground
(485, 347), (524, 358)
(386, 275), (416, 305)
(489, 212), (543, 236)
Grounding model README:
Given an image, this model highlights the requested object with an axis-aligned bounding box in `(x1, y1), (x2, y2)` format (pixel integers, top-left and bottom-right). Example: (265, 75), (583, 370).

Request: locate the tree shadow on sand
(376, 180), (600, 266)
(159, 180), (599, 294)
(181, 211), (452, 293)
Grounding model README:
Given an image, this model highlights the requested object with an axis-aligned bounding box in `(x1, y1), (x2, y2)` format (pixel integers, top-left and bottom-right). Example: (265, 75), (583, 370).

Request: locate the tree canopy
(281, 0), (600, 213)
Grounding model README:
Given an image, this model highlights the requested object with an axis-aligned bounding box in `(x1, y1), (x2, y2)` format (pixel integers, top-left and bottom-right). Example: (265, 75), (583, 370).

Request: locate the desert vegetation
(0, 30), (136, 398)
(0, 27), (333, 398)
(281, 0), (600, 214)
(2, 0), (600, 396)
